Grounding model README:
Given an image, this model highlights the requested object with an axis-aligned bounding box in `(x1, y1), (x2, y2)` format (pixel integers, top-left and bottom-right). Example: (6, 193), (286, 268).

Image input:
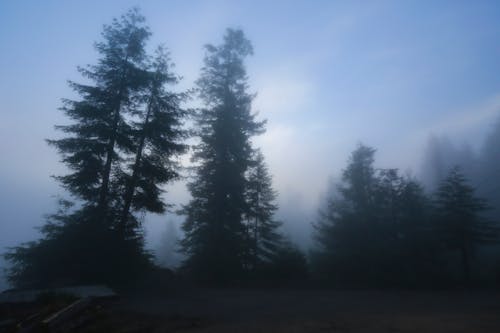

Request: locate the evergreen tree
(475, 117), (500, 284)
(313, 144), (438, 286)
(477, 117), (500, 220)
(433, 166), (499, 283)
(180, 29), (265, 281)
(374, 171), (440, 285)
(118, 46), (188, 238)
(244, 150), (282, 269)
(395, 177), (440, 283)
(340, 145), (377, 213)
(421, 135), (477, 191)
(5, 9), (187, 287)
(48, 9), (151, 209)
(313, 144), (379, 283)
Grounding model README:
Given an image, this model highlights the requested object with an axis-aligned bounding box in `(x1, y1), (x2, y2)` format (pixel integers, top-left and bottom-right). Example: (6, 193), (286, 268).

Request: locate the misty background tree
(5, 9), (187, 287)
(433, 167), (499, 283)
(244, 149), (282, 271)
(477, 118), (500, 221)
(313, 144), (441, 286)
(313, 144), (380, 284)
(419, 119), (500, 284)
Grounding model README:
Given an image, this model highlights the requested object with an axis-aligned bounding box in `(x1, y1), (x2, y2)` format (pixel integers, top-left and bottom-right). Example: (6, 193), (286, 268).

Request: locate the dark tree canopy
(433, 166), (499, 282)
(118, 46), (188, 238)
(48, 9), (151, 206)
(180, 29), (267, 281)
(5, 9), (187, 288)
(313, 144), (440, 286)
(477, 117), (500, 220)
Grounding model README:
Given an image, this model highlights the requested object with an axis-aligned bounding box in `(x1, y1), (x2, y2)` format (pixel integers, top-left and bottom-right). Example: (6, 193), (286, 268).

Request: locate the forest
(3, 8), (500, 292)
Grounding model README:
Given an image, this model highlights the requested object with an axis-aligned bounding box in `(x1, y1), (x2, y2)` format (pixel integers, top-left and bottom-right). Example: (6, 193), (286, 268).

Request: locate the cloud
(253, 72), (314, 115)
(434, 94), (500, 135)
(255, 123), (341, 209)
(413, 93), (500, 147)
(373, 93), (500, 174)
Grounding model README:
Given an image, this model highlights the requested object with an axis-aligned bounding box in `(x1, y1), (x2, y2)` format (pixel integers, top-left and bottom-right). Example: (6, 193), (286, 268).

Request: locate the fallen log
(41, 297), (91, 332)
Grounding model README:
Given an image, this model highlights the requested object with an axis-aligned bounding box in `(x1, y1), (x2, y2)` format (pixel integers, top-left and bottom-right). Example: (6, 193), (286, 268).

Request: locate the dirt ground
(105, 288), (500, 332)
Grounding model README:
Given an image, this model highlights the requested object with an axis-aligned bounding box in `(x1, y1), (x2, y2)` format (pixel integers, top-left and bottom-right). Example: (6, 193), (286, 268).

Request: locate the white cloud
(409, 93), (500, 151)
(373, 93), (500, 173)
(251, 61), (316, 115)
(253, 74), (314, 114)
(427, 93), (500, 138)
(255, 124), (343, 210)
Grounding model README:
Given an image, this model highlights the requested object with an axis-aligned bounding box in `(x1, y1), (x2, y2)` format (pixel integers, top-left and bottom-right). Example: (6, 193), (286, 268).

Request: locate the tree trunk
(119, 93), (154, 234)
(98, 55), (130, 212)
(98, 101), (121, 211)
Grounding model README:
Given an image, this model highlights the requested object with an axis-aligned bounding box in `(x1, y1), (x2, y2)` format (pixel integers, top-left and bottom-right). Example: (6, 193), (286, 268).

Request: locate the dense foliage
(179, 29), (285, 282)
(313, 144), (499, 287)
(5, 9), (187, 287)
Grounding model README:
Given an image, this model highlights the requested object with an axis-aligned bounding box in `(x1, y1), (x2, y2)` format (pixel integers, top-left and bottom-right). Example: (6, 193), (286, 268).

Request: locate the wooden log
(41, 297), (91, 331)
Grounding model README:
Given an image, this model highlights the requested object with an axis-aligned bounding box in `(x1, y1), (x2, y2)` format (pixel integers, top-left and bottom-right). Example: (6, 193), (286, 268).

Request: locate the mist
(1, 1), (500, 331)
(2, 0), (499, 281)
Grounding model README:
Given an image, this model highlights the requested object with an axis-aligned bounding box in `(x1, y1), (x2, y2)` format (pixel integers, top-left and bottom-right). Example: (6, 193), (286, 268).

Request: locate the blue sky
(1, 1), (500, 286)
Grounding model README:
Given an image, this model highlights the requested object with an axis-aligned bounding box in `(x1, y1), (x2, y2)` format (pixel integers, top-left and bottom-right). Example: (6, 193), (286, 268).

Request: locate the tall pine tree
(180, 29), (265, 282)
(118, 46), (188, 239)
(5, 9), (188, 287)
(48, 8), (150, 209)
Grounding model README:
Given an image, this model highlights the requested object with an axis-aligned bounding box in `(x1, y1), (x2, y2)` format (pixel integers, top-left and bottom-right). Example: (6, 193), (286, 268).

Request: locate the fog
(1, 1), (500, 292)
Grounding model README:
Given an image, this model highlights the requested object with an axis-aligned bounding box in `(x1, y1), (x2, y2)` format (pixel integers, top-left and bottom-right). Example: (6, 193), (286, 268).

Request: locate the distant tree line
(4, 9), (499, 289)
(422, 120), (500, 224)
(312, 144), (499, 287)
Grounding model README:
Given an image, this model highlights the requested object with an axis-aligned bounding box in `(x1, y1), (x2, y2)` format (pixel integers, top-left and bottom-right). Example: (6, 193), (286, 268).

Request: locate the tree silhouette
(118, 46), (188, 239)
(180, 29), (265, 281)
(5, 9), (187, 287)
(313, 144), (379, 283)
(244, 149), (282, 270)
(433, 166), (499, 283)
(48, 9), (151, 207)
(477, 117), (500, 220)
(313, 144), (440, 286)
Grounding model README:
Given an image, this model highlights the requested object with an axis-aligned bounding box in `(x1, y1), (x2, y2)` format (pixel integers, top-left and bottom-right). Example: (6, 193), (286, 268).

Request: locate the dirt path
(111, 289), (500, 332)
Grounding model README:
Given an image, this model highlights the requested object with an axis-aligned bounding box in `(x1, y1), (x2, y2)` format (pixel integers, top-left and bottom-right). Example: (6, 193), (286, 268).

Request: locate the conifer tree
(313, 144), (379, 282)
(313, 144), (438, 286)
(119, 47), (188, 238)
(5, 9), (187, 287)
(433, 167), (499, 283)
(477, 117), (500, 220)
(180, 29), (265, 281)
(244, 150), (282, 269)
(48, 9), (151, 211)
